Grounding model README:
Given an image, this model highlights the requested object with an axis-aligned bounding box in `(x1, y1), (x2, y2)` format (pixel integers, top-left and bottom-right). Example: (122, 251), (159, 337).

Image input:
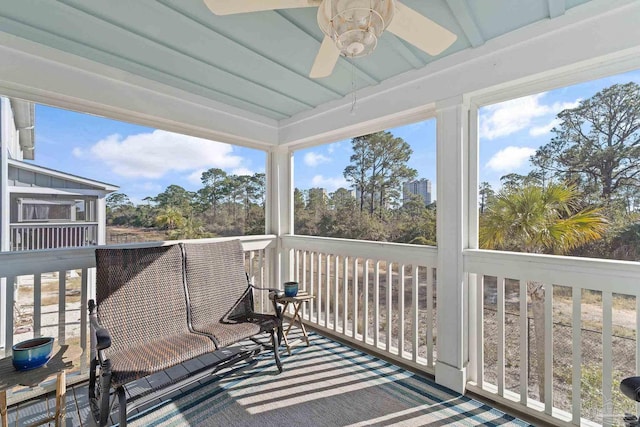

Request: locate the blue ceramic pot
(12, 337), (54, 371)
(284, 282), (299, 297)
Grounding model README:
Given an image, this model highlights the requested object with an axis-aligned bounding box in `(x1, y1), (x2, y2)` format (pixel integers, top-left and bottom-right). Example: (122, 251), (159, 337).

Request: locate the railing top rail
(282, 234), (437, 266)
(0, 235), (277, 277)
(464, 249), (640, 294)
(10, 222), (100, 227)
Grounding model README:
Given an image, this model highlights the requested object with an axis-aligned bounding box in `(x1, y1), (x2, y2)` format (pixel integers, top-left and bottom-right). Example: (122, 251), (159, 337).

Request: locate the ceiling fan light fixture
(319, 0), (394, 58)
(336, 27), (377, 57)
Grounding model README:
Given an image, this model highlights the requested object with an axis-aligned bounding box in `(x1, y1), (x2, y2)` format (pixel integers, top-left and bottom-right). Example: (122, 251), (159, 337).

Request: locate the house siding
(8, 166), (95, 190)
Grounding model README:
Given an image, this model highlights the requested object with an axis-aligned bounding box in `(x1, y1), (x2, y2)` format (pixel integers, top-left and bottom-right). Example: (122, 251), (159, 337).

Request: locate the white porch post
(0, 101), (9, 253)
(435, 96), (471, 393)
(466, 102), (480, 384)
(96, 196), (106, 245)
(0, 98), (10, 350)
(265, 146), (294, 289)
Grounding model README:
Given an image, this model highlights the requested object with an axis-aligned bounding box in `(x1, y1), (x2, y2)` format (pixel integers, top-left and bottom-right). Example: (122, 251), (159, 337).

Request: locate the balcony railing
(281, 235), (438, 374)
(9, 222), (99, 251)
(0, 235), (277, 361)
(465, 249), (640, 427)
(1, 236), (639, 426)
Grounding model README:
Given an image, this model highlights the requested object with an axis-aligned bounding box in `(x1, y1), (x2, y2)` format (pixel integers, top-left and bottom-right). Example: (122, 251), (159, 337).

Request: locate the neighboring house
(0, 97), (118, 252)
(0, 97), (117, 349)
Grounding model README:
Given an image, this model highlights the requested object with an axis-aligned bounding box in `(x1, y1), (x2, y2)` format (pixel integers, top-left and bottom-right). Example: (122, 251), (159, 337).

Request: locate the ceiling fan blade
(309, 36), (341, 79)
(387, 2), (457, 56)
(203, 0), (319, 15)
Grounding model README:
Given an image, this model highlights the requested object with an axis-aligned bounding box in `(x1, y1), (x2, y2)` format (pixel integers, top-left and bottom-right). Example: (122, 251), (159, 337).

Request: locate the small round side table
(274, 291), (316, 355)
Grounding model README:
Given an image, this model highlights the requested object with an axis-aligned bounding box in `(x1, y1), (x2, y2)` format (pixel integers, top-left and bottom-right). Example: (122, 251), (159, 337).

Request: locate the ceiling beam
(446, 0), (485, 48)
(548, 0), (566, 18)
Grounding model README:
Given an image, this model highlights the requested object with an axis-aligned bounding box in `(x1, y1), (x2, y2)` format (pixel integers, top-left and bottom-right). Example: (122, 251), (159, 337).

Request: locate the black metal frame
(89, 300), (272, 427)
(621, 377), (640, 426)
(88, 285), (283, 426)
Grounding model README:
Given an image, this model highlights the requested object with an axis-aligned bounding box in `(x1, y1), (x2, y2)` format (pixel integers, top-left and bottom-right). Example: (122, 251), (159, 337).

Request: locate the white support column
(435, 96), (470, 394)
(466, 102), (480, 383)
(265, 146), (294, 288)
(1, 98), (10, 253)
(96, 196), (106, 245)
(0, 98), (10, 350)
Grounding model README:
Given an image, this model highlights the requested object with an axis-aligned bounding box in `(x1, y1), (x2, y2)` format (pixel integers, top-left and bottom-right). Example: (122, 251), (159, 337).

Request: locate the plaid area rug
(128, 333), (532, 426)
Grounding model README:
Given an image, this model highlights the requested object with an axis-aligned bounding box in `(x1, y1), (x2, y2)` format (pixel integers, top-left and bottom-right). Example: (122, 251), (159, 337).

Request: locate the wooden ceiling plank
(446, 0), (485, 48)
(381, 35), (425, 69)
(275, 10), (380, 86)
(56, 0), (316, 113)
(0, 13), (292, 119)
(548, 0), (567, 18)
(156, 0), (344, 100)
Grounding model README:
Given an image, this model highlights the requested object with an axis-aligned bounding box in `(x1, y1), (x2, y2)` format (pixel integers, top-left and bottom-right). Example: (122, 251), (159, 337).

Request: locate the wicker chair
(182, 240), (282, 368)
(89, 241), (282, 427)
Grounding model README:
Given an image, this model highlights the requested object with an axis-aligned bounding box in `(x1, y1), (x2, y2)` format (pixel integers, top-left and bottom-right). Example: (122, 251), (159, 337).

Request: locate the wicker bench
(88, 240), (282, 427)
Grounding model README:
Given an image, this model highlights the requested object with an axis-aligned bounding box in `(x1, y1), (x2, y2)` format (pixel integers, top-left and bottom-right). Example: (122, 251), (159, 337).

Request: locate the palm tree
(155, 206), (186, 230)
(480, 183), (607, 403)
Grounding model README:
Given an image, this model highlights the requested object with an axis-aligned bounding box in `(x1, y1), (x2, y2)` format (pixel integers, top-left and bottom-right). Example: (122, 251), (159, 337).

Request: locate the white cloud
(232, 167), (254, 176)
(551, 99), (581, 112)
(73, 130), (243, 179)
(311, 175), (348, 191)
(132, 182), (163, 193)
(327, 142), (341, 154)
(529, 119), (560, 137)
(187, 169), (206, 185)
(480, 94), (581, 140)
(304, 151), (331, 167)
(486, 146), (536, 172)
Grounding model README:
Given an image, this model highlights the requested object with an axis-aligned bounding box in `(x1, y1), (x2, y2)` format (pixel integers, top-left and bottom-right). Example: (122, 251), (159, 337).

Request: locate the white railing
(4, 232), (637, 426)
(0, 235), (277, 361)
(10, 222), (99, 251)
(465, 249), (640, 427)
(281, 235), (438, 374)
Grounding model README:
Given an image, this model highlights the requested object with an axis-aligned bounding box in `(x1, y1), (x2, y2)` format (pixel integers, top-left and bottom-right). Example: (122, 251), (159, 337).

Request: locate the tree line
(107, 130), (437, 244)
(480, 82), (640, 261)
(107, 171), (266, 239)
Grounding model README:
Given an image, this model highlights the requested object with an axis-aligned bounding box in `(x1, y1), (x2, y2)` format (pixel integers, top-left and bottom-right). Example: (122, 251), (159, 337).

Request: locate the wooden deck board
(3, 335), (405, 426)
(15, 395), (52, 427)
(71, 383), (94, 427)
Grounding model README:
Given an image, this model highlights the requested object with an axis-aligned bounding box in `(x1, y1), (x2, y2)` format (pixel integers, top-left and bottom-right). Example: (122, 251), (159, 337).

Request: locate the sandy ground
(13, 272), (83, 343)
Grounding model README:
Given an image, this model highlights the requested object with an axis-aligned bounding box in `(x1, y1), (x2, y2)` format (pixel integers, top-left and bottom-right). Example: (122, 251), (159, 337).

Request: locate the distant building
(403, 179), (432, 206)
(308, 187), (327, 201)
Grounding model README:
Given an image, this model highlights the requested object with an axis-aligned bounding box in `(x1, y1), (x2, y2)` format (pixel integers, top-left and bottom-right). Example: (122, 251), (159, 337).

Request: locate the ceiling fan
(203, 0), (457, 78)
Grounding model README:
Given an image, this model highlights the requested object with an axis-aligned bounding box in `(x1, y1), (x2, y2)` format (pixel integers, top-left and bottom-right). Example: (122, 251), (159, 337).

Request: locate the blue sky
(31, 69), (639, 205)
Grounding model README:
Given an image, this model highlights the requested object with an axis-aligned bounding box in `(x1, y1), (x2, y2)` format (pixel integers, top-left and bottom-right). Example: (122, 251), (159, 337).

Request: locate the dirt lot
(106, 226), (169, 244)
